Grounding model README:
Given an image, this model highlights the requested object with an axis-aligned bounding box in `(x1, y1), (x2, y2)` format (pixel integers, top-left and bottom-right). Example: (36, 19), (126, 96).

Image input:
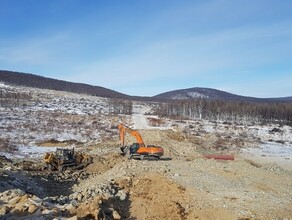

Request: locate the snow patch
(242, 143), (292, 159)
(18, 145), (56, 158)
(0, 82), (11, 88)
(171, 94), (189, 100)
(241, 143), (292, 170)
(170, 92), (209, 99)
(187, 92), (208, 99)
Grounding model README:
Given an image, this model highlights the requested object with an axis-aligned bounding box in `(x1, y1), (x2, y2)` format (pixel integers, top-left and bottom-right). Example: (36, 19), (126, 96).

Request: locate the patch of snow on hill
(170, 94), (188, 100)
(0, 82), (10, 88)
(187, 92), (208, 98)
(0, 83), (121, 158)
(170, 92), (208, 99)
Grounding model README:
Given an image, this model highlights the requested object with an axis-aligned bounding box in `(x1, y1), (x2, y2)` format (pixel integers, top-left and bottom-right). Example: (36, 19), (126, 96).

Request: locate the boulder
(71, 199), (79, 208)
(0, 206), (9, 215)
(15, 189), (25, 196)
(29, 196), (42, 205)
(64, 216), (78, 220)
(9, 196), (22, 205)
(14, 203), (27, 214)
(65, 203), (74, 211)
(116, 190), (127, 201)
(112, 210), (121, 220)
(77, 193), (83, 202)
(28, 204), (38, 214)
(103, 207), (113, 215)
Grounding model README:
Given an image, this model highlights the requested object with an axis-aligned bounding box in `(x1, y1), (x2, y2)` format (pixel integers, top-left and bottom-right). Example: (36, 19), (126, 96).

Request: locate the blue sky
(0, 0), (292, 97)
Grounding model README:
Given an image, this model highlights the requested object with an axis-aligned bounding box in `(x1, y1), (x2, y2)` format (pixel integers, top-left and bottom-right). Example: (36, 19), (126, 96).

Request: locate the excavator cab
(129, 143), (140, 154)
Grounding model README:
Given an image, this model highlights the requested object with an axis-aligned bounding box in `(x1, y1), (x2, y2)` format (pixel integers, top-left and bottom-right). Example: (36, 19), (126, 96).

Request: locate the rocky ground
(0, 83), (292, 219)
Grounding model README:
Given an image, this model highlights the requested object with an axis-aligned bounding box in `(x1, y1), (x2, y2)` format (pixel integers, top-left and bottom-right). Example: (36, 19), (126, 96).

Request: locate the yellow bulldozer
(43, 148), (93, 172)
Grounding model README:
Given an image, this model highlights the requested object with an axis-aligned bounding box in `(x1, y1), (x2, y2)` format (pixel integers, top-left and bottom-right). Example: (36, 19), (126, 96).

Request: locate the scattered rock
(112, 210), (121, 219)
(15, 188), (26, 196)
(28, 204), (38, 214)
(77, 193), (83, 202)
(116, 190), (127, 201)
(269, 128), (282, 133)
(70, 199), (79, 208)
(0, 206), (9, 215)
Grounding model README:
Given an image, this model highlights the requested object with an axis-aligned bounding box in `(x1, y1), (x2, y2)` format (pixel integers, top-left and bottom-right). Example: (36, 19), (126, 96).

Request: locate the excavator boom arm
(118, 124), (145, 147)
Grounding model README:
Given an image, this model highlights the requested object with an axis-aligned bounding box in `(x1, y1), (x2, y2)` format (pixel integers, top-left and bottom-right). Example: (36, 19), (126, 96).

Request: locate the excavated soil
(85, 153), (128, 174)
(121, 173), (236, 220)
(126, 173), (194, 220)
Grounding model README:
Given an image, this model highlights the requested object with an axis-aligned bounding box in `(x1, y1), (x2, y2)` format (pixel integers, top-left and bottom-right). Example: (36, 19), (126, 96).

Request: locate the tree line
(154, 99), (292, 125)
(108, 99), (133, 115)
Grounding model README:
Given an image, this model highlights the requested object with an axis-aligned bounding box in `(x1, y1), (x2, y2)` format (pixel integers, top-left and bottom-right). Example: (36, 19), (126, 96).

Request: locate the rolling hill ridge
(154, 87), (292, 103)
(1, 70), (291, 103)
(0, 70), (130, 100)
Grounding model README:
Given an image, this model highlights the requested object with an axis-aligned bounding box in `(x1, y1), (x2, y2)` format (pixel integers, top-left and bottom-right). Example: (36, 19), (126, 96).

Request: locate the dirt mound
(115, 173), (235, 220)
(125, 173), (193, 219)
(85, 153), (127, 174)
(37, 139), (81, 147)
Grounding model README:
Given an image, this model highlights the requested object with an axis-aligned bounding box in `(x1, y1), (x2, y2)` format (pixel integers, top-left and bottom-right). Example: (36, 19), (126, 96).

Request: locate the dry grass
(147, 117), (166, 127)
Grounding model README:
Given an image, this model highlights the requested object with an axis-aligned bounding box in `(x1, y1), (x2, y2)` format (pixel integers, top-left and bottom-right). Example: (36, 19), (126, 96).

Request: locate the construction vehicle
(43, 148), (93, 172)
(118, 124), (164, 160)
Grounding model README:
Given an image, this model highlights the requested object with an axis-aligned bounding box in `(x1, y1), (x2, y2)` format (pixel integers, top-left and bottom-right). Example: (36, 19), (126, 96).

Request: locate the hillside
(1, 70), (291, 103)
(0, 70), (130, 99)
(154, 87), (292, 103)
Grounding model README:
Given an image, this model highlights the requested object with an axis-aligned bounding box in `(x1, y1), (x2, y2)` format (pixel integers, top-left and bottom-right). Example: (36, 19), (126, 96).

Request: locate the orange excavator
(118, 124), (164, 160)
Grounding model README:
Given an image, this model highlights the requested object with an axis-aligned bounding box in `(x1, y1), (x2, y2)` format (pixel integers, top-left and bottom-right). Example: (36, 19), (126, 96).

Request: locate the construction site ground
(1, 128), (292, 220)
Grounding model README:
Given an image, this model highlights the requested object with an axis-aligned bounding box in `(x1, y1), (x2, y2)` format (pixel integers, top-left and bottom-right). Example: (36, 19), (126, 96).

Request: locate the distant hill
(1, 70), (291, 103)
(154, 87), (292, 103)
(0, 70), (130, 99)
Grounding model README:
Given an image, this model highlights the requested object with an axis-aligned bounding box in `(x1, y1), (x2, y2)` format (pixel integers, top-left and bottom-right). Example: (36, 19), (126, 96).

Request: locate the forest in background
(1, 86), (291, 125)
(155, 99), (292, 125)
(1, 71), (292, 125)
